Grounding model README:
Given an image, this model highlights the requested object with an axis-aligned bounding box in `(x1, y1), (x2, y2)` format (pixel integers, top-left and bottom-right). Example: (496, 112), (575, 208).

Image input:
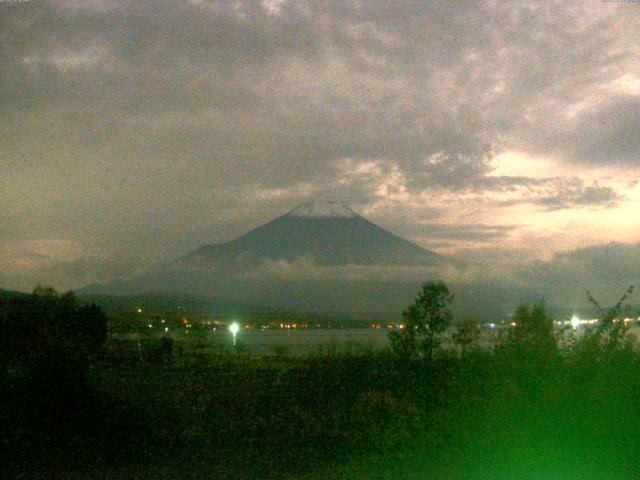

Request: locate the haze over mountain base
(78, 202), (553, 320)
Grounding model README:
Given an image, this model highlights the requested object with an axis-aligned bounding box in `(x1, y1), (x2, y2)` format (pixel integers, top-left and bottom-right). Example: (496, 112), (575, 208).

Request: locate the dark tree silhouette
(577, 286), (636, 362)
(497, 300), (558, 363)
(0, 287), (108, 364)
(1, 287), (109, 453)
(452, 320), (481, 355)
(390, 281), (454, 360)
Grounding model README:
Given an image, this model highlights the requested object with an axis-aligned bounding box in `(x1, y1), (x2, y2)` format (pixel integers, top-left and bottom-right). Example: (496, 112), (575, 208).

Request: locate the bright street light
(570, 315), (581, 329)
(229, 322), (240, 346)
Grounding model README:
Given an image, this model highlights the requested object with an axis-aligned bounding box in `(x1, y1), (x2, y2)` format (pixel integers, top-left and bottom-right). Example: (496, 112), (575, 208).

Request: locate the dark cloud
(0, 0), (637, 290)
(564, 97), (640, 166)
(531, 179), (623, 210)
(475, 176), (624, 209)
(0, 252), (150, 292)
(398, 223), (521, 243)
(517, 242), (640, 307)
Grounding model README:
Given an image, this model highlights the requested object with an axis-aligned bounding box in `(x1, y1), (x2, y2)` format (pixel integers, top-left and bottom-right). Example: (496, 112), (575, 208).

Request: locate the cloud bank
(1, 0), (639, 298)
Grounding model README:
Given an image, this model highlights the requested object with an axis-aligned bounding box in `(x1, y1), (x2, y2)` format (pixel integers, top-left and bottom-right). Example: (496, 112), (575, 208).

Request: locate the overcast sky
(1, 0), (639, 298)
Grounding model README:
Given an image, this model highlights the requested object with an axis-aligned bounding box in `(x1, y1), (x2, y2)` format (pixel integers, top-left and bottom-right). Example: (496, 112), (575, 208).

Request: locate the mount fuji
(187, 201), (447, 267)
(81, 202), (534, 319)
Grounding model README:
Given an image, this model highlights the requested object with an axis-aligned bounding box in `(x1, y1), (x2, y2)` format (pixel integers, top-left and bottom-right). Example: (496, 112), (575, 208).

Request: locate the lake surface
(226, 328), (392, 355)
(112, 324), (640, 357)
(112, 327), (497, 356)
(113, 328), (392, 356)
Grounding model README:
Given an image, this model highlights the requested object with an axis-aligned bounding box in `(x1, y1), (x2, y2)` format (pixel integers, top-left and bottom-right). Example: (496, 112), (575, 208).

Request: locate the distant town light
(570, 315), (581, 329)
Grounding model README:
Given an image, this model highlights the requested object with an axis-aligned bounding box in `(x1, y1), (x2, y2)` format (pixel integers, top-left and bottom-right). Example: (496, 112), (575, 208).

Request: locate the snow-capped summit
(287, 201), (357, 218)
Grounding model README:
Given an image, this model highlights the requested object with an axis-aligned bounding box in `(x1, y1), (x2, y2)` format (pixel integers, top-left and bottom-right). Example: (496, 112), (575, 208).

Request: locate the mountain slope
(80, 201), (484, 317)
(188, 201), (446, 267)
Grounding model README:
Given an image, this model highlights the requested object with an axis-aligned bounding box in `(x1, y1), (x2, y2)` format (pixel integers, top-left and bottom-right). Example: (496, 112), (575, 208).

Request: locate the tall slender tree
(390, 281), (454, 360)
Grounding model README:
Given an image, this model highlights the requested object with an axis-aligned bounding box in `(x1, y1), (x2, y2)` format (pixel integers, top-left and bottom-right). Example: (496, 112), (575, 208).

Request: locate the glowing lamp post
(570, 315), (581, 329)
(229, 322), (240, 347)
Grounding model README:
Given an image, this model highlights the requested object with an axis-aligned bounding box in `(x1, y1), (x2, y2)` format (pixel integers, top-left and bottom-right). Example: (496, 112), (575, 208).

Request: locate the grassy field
(5, 285), (640, 478)
(4, 335), (640, 479)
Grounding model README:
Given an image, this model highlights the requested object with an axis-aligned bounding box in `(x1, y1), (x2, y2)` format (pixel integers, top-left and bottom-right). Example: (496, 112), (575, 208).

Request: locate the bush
(0, 287), (108, 365)
(0, 287), (110, 468)
(147, 335), (175, 364)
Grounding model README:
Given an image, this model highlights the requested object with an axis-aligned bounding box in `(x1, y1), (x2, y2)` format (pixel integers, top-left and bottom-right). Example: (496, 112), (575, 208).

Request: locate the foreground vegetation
(2, 285), (640, 479)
